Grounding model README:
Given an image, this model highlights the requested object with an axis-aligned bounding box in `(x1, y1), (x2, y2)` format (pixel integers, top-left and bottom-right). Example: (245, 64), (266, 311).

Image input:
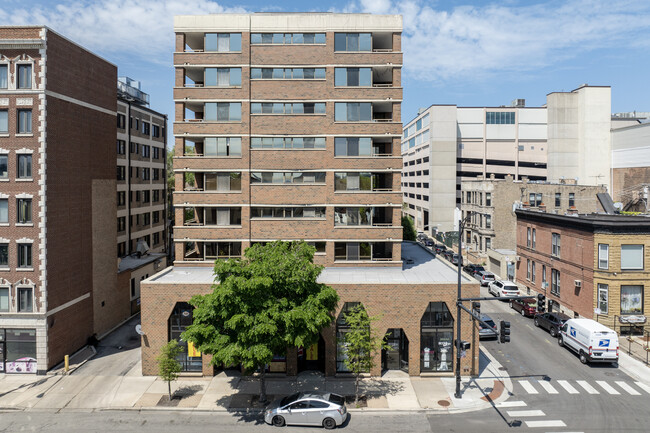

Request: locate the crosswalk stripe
(615, 381), (641, 395)
(538, 381), (559, 394)
(519, 380), (539, 394)
(576, 380), (599, 394)
(496, 401), (527, 408)
(635, 381), (650, 394)
(596, 381), (620, 395)
(557, 380), (579, 394)
(507, 410), (545, 417)
(525, 420), (566, 428)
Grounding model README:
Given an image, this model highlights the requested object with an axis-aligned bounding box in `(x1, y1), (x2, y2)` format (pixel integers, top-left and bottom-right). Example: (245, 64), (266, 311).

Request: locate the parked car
(451, 254), (460, 266)
(478, 314), (498, 339)
(488, 280), (520, 298)
(477, 271), (496, 286)
(435, 245), (447, 254)
(463, 264), (485, 276)
(425, 239), (435, 247)
(265, 392), (347, 429)
(443, 250), (454, 261)
(510, 297), (537, 317)
(417, 232), (427, 241)
(534, 311), (571, 338)
(558, 319), (619, 364)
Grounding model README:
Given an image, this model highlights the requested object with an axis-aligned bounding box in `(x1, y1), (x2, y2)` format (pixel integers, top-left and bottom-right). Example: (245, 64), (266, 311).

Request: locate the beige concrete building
(611, 121), (650, 212)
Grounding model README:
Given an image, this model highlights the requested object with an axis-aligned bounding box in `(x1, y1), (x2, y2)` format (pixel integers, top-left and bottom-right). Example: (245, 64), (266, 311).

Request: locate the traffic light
(455, 340), (471, 351)
(500, 320), (511, 343)
(537, 293), (546, 313)
(472, 301), (481, 315)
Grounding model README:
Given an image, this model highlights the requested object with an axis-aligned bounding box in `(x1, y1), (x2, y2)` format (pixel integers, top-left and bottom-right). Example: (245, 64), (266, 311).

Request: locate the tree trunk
(168, 380), (172, 400)
(355, 373), (360, 405)
(259, 366), (268, 404)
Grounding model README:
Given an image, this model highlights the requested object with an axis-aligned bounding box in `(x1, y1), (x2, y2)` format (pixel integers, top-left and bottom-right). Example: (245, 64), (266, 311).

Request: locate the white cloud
(0, 0), (247, 64)
(346, 0), (650, 82)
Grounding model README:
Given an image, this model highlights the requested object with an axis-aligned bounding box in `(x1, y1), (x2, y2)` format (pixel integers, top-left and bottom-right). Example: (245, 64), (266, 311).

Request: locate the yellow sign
(187, 341), (201, 357)
(306, 344), (318, 361)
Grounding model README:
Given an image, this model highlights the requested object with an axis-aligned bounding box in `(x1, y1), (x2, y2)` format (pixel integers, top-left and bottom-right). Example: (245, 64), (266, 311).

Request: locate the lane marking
(496, 401), (527, 408)
(615, 381), (641, 395)
(596, 381), (620, 395)
(519, 380), (539, 394)
(525, 420), (567, 428)
(576, 380), (599, 394)
(557, 380), (579, 394)
(634, 381), (650, 394)
(538, 381), (559, 394)
(507, 410), (545, 417)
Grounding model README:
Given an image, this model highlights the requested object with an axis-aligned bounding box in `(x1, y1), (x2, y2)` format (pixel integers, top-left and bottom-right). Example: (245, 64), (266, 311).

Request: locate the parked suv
(510, 298), (537, 317)
(463, 264), (485, 276)
(534, 311), (571, 338)
(477, 271), (495, 286)
(488, 280), (520, 298)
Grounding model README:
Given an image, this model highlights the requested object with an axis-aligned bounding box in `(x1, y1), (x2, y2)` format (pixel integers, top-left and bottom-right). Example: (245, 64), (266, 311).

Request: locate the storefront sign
(619, 315), (647, 324)
(6, 357), (37, 373)
(306, 343), (318, 361)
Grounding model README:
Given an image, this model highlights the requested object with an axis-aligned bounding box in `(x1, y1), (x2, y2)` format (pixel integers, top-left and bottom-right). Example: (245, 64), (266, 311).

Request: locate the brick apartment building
(515, 210), (650, 333)
(141, 13), (479, 378)
(0, 27), (116, 373)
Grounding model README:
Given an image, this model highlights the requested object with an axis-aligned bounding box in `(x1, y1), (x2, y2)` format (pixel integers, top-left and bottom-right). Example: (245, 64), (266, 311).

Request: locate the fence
(601, 316), (650, 366)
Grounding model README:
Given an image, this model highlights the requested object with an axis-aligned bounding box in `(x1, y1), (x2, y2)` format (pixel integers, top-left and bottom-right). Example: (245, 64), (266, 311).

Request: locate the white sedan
(488, 280), (520, 298)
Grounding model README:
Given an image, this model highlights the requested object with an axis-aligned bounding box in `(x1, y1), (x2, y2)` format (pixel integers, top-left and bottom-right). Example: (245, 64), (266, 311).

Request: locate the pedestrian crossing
(516, 379), (650, 396)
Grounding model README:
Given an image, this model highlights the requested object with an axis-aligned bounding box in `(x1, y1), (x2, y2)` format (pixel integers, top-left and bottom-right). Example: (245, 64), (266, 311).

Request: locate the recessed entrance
(168, 302), (202, 372)
(382, 328), (409, 372)
(298, 334), (325, 373)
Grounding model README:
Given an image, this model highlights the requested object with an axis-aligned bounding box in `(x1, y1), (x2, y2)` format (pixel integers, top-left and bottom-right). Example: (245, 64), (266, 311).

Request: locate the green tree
(182, 241), (339, 403)
(401, 215), (417, 241)
(339, 305), (388, 405)
(156, 339), (183, 400)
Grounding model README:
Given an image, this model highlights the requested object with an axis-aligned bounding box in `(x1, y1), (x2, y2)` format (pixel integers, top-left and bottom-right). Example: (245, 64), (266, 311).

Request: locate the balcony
(334, 207), (394, 227)
(183, 207), (241, 226)
(334, 172), (395, 192)
(182, 241), (242, 261)
(182, 172), (242, 192)
(334, 242), (394, 262)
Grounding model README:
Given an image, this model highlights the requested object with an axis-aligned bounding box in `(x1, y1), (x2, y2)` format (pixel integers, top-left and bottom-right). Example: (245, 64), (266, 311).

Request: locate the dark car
(478, 314), (498, 339)
(534, 311), (571, 338)
(463, 264), (485, 276)
(425, 239), (435, 247)
(443, 250), (454, 261)
(435, 245), (447, 254)
(451, 254), (460, 266)
(510, 298), (537, 317)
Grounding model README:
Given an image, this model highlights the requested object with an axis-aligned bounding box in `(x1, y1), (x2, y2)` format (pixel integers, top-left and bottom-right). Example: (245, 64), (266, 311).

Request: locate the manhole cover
(437, 400), (451, 407)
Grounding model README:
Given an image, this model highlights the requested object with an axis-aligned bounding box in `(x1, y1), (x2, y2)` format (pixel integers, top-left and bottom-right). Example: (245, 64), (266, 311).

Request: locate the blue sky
(2, 0), (650, 143)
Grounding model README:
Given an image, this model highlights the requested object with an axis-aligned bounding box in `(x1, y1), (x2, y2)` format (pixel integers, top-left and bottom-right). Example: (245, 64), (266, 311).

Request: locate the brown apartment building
(141, 13), (479, 378)
(0, 27), (116, 373)
(515, 210), (650, 333)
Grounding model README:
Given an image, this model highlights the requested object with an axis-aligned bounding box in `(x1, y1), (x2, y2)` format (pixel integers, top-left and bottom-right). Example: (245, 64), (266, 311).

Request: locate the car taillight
(338, 407), (346, 415)
(589, 346), (592, 355)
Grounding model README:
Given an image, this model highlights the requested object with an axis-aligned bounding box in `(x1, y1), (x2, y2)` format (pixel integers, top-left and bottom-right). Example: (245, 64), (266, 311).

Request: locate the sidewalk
(0, 348), (509, 414)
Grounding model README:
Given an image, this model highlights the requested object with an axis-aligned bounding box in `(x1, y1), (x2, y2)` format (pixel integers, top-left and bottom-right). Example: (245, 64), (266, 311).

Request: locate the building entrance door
(383, 328), (409, 372)
(298, 335), (325, 373)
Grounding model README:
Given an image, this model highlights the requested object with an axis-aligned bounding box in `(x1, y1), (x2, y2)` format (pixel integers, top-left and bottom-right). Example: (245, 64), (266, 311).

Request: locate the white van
(558, 319), (619, 364)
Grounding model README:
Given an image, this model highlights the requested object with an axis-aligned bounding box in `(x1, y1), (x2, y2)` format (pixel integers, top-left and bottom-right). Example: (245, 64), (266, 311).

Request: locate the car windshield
(474, 266), (485, 272)
(281, 392), (302, 406)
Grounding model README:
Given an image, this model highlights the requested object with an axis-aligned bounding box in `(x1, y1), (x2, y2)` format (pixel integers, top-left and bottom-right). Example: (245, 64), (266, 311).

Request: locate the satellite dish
(135, 324), (145, 335)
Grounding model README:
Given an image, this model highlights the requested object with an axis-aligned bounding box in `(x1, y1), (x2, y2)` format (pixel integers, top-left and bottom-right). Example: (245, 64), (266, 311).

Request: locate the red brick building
(0, 27), (117, 373)
(141, 13), (479, 378)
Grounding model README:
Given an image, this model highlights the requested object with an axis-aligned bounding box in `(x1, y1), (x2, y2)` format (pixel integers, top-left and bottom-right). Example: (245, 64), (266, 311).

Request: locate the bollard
(64, 354), (69, 374)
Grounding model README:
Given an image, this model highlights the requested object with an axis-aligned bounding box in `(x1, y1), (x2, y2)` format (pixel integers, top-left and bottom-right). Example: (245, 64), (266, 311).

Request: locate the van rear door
(591, 332), (618, 361)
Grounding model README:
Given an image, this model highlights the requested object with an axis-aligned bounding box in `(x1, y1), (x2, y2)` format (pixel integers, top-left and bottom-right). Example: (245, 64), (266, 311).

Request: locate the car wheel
(558, 336), (564, 347)
(579, 351), (588, 364)
(520, 309), (526, 317)
(550, 327), (557, 338)
(323, 417), (337, 430)
(534, 318), (540, 327)
(272, 416), (286, 427)
(509, 301), (514, 309)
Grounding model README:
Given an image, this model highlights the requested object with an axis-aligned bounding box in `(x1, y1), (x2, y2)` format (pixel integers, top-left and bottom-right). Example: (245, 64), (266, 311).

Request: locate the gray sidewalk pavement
(0, 347), (509, 414)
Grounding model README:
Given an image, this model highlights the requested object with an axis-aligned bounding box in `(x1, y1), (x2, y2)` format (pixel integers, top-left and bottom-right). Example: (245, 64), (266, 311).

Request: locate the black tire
(272, 416), (286, 427)
(558, 336), (564, 347)
(509, 301), (514, 309)
(323, 417), (337, 430)
(550, 327), (557, 338)
(579, 351), (589, 364)
(520, 308), (526, 317)
(534, 317), (540, 327)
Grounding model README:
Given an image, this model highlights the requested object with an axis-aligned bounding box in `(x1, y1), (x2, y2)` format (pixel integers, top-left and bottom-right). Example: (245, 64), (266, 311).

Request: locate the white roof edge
(174, 14), (403, 32)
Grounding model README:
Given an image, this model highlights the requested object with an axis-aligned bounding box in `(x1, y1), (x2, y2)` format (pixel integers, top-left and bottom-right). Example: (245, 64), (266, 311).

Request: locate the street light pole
(455, 213), (471, 399)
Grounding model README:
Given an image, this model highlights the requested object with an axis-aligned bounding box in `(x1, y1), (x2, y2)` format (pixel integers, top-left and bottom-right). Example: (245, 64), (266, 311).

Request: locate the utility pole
(455, 213), (471, 399)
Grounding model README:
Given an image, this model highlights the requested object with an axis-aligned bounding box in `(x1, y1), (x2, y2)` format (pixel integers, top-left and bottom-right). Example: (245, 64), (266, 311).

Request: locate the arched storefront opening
(420, 302), (454, 372)
(298, 335), (325, 373)
(168, 302), (202, 372)
(336, 301), (364, 373)
(382, 328), (409, 372)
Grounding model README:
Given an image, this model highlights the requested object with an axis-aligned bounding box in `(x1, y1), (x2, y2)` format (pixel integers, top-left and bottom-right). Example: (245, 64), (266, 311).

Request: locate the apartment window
(598, 244), (609, 269)
(117, 217), (126, 232)
(152, 169), (159, 180)
(334, 137), (372, 156)
(527, 259), (531, 280)
(142, 190), (150, 203)
(485, 192), (492, 206)
(598, 284), (608, 315)
(334, 68), (372, 86)
(152, 124), (160, 138)
(152, 211), (160, 224)
(204, 137), (242, 157)
(141, 144), (150, 158)
(117, 113), (126, 129)
(250, 102), (325, 115)
(250, 172), (326, 184)
(153, 147), (160, 159)
(0, 242), (7, 267)
(0, 64), (7, 89)
(251, 68), (325, 80)
(334, 102), (371, 121)
(117, 140), (126, 155)
(17, 154), (32, 178)
(203, 242), (242, 260)
(142, 122), (150, 135)
(250, 33), (325, 44)
(143, 213), (150, 226)
(531, 261), (536, 283)
(485, 215), (491, 229)
(334, 172), (373, 191)
(203, 207), (241, 226)
(17, 287), (33, 312)
(130, 142), (138, 154)
(117, 166), (126, 181)
(17, 64), (32, 89)
(205, 68), (242, 86)
(142, 168), (150, 181)
(18, 110), (32, 133)
(569, 193), (575, 207)
(250, 207), (326, 219)
(486, 111), (515, 124)
(0, 286), (8, 311)
(204, 102), (241, 121)
(532, 229), (536, 249)
(485, 237), (491, 250)
(555, 192), (561, 207)
(17, 198), (31, 224)
(621, 285), (643, 314)
(153, 190), (160, 202)
(526, 227), (531, 247)
(552, 233), (561, 257)
(201, 172), (242, 191)
(542, 265), (546, 286)
(0, 199), (7, 224)
(153, 232), (160, 245)
(0, 110), (7, 133)
(621, 245), (644, 270)
(551, 269), (560, 295)
(204, 33), (241, 52)
(17, 243), (32, 268)
(334, 33), (371, 51)
(334, 207), (375, 226)
(251, 136), (325, 149)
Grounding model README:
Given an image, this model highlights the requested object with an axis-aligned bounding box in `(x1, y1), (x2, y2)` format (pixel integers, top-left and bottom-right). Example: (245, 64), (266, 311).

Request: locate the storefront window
(420, 302), (453, 372)
(4, 329), (37, 373)
(621, 286), (643, 315)
(336, 302), (363, 373)
(168, 302), (202, 371)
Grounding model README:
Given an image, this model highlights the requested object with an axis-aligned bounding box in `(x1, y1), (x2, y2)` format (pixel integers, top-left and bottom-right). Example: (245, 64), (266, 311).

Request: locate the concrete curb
(618, 351), (650, 385)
